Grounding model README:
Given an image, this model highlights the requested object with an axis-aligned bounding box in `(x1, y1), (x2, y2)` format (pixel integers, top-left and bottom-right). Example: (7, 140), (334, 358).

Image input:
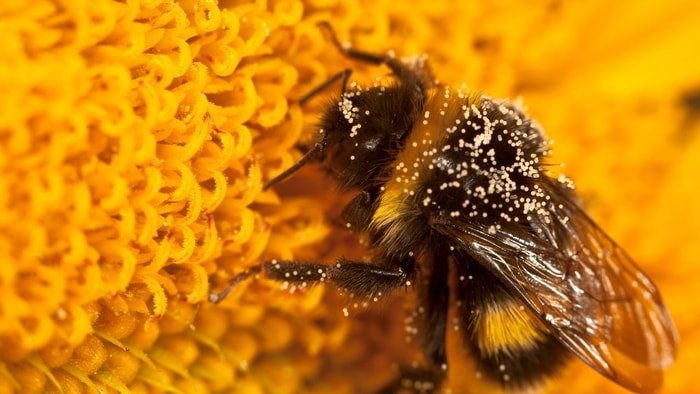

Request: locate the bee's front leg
(209, 255), (417, 303)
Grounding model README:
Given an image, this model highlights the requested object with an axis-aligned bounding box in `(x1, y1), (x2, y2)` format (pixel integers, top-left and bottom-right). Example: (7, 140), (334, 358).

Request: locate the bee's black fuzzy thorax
(418, 94), (553, 232)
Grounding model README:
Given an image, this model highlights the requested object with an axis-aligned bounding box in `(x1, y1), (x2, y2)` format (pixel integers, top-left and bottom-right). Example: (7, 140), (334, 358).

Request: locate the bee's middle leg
(376, 250), (450, 393)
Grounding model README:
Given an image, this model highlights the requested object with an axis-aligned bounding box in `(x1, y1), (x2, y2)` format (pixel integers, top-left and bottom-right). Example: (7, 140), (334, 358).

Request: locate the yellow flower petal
(1, 0), (698, 393)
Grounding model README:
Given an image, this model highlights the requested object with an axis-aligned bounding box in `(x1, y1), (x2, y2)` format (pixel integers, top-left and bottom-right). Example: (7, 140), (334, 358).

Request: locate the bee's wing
(432, 178), (678, 392)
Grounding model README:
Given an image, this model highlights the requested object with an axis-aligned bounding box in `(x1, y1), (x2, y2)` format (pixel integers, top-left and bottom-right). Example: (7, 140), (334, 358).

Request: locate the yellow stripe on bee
(475, 300), (544, 357)
(371, 120), (436, 244)
(372, 182), (408, 227)
(371, 181), (419, 251)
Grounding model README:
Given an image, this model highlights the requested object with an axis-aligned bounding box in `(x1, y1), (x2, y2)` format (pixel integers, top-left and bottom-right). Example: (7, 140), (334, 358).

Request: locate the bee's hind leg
(376, 250), (450, 393)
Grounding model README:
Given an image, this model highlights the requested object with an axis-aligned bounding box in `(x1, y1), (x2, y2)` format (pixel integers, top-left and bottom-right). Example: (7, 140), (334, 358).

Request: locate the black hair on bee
(211, 23), (678, 393)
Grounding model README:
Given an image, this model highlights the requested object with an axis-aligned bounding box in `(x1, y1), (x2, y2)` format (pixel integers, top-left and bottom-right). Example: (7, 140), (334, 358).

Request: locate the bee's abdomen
(465, 300), (569, 387)
(457, 259), (570, 388)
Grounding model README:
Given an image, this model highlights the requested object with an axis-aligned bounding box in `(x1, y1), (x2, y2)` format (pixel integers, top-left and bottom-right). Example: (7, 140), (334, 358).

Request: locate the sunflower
(0, 0), (698, 393)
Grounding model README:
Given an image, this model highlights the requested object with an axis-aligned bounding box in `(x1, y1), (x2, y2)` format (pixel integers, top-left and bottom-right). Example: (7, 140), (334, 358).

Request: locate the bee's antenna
(315, 22), (430, 86)
(263, 143), (324, 190)
(317, 21), (386, 66)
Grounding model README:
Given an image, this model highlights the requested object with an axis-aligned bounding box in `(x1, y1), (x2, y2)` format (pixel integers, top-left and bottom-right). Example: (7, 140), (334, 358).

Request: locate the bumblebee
(211, 24), (678, 392)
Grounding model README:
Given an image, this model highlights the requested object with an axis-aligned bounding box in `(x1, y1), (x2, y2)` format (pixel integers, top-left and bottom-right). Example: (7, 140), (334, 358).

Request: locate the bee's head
(316, 85), (422, 189)
(264, 83), (422, 191)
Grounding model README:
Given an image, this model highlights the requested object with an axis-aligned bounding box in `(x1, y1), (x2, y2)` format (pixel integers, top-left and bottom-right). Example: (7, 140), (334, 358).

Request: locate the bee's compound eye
(322, 131), (391, 186)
